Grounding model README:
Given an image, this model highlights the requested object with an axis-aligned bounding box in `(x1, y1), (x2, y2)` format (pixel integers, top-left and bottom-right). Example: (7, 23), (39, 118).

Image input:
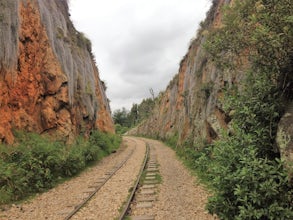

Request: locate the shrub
(165, 133), (179, 148)
(89, 131), (111, 153)
(0, 159), (27, 203)
(0, 130), (121, 205)
(115, 124), (129, 135)
(201, 129), (293, 219)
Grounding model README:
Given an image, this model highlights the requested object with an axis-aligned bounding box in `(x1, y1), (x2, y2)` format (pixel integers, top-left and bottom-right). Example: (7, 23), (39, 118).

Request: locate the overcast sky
(70, 0), (211, 111)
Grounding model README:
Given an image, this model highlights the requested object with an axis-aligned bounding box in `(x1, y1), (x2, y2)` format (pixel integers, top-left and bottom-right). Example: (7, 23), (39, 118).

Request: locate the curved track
(118, 142), (160, 220)
(64, 145), (135, 219)
(117, 143), (150, 220)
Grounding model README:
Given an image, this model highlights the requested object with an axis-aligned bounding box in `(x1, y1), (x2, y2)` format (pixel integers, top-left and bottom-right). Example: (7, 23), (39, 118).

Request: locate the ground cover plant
(0, 130), (121, 205)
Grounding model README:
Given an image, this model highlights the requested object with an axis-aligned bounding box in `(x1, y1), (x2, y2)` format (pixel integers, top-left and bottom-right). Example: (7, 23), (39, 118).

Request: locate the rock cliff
(0, 0), (114, 144)
(131, 0), (293, 168)
(131, 0), (233, 144)
(127, 0), (293, 216)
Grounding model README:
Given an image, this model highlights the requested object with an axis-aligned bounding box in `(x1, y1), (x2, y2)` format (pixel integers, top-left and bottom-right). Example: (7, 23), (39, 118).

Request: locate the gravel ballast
(71, 137), (146, 220)
(142, 138), (217, 220)
(0, 137), (146, 220)
(0, 137), (217, 220)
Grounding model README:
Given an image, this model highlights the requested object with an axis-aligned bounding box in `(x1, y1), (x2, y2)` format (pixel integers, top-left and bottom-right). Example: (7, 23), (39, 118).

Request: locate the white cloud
(70, 0), (211, 110)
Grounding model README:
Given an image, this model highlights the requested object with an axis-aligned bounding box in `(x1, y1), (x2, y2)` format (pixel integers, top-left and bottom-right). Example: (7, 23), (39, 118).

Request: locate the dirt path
(142, 138), (217, 220)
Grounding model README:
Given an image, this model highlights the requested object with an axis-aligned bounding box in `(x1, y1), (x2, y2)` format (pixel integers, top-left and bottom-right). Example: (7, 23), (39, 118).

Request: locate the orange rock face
(0, 1), (114, 144)
(130, 0), (234, 145)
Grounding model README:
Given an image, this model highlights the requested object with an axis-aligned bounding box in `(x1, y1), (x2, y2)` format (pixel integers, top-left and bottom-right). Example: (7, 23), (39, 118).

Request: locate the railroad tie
(131, 216), (155, 220)
(119, 143), (160, 220)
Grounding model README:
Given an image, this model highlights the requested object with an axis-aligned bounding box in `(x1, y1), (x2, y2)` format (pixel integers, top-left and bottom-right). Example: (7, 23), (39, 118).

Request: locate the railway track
(118, 142), (160, 220)
(63, 139), (137, 220)
(63, 137), (151, 220)
(0, 137), (216, 220)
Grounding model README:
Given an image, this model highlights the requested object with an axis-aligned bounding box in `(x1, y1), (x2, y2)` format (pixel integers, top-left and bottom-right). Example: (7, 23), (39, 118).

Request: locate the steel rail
(63, 142), (136, 220)
(117, 142), (150, 220)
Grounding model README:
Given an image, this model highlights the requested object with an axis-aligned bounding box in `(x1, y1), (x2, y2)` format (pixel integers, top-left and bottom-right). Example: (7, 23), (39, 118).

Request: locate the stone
(277, 101), (293, 178)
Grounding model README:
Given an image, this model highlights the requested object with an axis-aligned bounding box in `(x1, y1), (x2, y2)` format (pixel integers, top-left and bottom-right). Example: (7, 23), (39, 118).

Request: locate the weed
(154, 173), (162, 184)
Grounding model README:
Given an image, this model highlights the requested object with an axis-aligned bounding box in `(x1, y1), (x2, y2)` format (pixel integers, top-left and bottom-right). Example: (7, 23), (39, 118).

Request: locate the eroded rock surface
(130, 0), (234, 145)
(0, 0), (114, 144)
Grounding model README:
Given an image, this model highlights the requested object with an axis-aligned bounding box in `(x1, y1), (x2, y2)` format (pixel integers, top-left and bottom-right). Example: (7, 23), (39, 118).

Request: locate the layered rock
(130, 0), (234, 145)
(132, 0), (293, 172)
(0, 0), (114, 144)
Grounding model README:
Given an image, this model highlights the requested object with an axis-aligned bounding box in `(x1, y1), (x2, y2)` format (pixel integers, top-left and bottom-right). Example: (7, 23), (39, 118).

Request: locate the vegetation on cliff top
(0, 131), (121, 205)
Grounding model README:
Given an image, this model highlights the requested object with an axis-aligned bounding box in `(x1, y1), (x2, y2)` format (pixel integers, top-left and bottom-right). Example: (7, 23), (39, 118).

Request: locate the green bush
(62, 144), (86, 177)
(89, 131), (113, 153)
(165, 133), (179, 148)
(115, 124), (129, 135)
(198, 129), (293, 219)
(0, 159), (27, 203)
(0, 130), (121, 205)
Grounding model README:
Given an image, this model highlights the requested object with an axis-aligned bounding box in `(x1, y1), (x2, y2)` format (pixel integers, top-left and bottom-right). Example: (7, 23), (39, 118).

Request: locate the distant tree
(113, 96), (156, 131)
(137, 98), (154, 121)
(129, 104), (139, 126)
(112, 108), (130, 127)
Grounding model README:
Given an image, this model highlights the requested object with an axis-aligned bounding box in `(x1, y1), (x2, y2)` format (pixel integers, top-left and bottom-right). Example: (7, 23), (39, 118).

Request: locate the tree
(112, 108), (130, 127)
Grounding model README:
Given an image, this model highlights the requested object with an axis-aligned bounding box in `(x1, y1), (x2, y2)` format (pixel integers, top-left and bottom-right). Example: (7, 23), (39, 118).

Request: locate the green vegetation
(113, 107), (131, 129)
(113, 98), (155, 134)
(153, 172), (162, 184)
(165, 133), (179, 148)
(85, 81), (93, 95)
(0, 130), (121, 205)
(115, 124), (129, 136)
(166, 0), (293, 219)
(76, 31), (92, 54)
(205, 0), (293, 97)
